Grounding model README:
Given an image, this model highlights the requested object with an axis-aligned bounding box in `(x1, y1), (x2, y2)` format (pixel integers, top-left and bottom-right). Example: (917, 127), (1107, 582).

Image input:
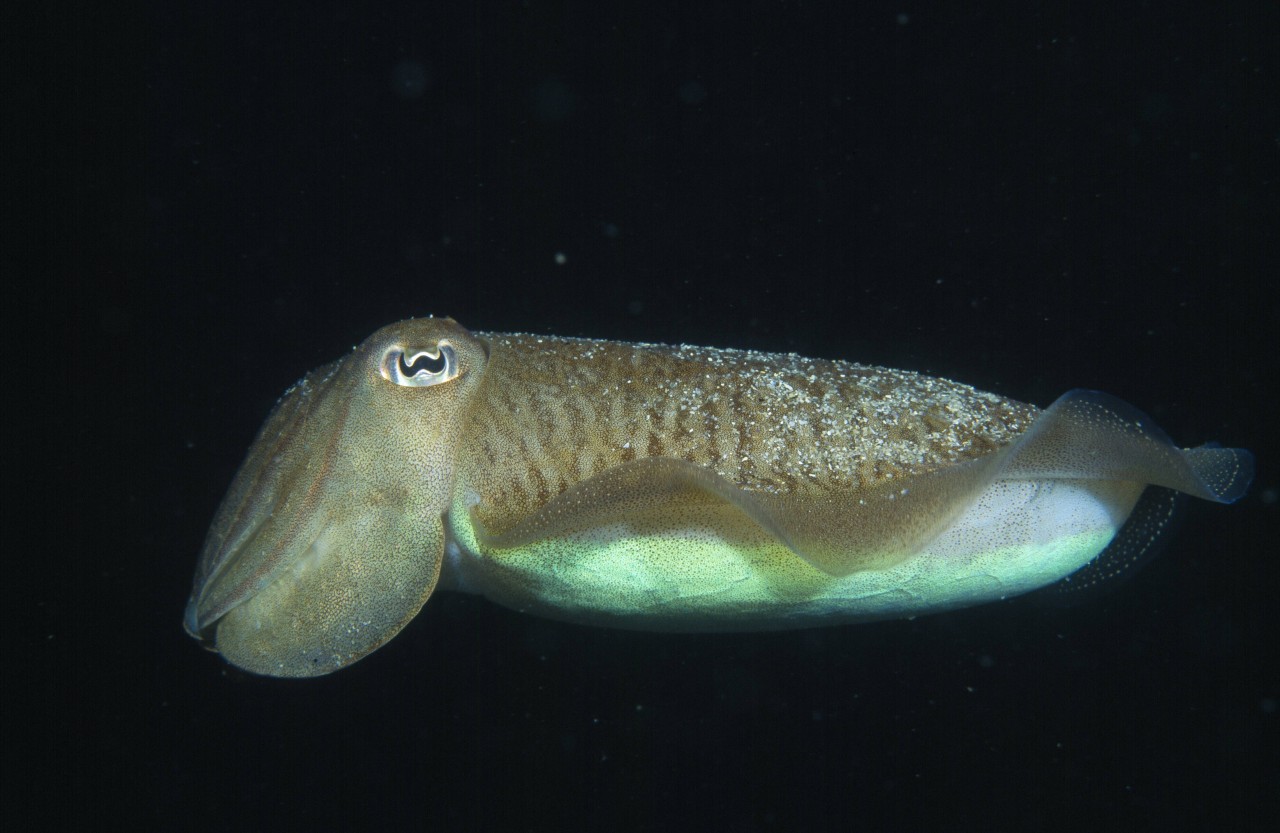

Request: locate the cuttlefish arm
(185, 318), (1252, 677)
(184, 319), (489, 676)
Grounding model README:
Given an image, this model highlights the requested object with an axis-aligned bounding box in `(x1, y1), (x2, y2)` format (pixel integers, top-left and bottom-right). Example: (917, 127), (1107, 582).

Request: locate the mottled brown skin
(461, 333), (1039, 539)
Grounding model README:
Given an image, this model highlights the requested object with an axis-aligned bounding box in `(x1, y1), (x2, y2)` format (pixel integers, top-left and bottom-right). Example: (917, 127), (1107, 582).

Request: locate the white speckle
(554, 252), (568, 265)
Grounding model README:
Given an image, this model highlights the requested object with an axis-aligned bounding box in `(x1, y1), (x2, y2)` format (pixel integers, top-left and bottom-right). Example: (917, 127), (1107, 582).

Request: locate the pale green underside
(442, 485), (1120, 630)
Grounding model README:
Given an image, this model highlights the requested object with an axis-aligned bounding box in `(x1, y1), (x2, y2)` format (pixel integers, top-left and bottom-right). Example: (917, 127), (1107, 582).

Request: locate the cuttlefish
(184, 317), (1253, 677)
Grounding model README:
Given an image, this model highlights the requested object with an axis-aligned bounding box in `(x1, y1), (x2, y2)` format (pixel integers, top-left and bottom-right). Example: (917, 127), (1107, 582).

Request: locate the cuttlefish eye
(380, 341), (460, 387)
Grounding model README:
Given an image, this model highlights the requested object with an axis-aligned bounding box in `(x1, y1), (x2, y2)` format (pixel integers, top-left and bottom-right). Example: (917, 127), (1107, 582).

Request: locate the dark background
(24, 1), (1279, 829)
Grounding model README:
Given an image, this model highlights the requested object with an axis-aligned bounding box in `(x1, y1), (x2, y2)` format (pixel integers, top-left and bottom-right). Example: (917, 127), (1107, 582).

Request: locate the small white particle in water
(554, 252), (567, 265)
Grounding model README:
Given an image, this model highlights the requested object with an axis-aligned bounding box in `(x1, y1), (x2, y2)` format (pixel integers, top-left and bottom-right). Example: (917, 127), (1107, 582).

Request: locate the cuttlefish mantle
(184, 317), (1253, 677)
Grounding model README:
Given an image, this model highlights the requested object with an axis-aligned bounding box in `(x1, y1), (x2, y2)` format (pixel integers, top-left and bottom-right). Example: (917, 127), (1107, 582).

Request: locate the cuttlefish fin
(473, 455), (1001, 577)
(997, 390), (1252, 503)
(474, 390), (1252, 578)
(1037, 485), (1184, 604)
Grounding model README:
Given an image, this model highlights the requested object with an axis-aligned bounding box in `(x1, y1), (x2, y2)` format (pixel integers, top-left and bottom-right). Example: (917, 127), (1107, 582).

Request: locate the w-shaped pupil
(399, 350), (445, 376)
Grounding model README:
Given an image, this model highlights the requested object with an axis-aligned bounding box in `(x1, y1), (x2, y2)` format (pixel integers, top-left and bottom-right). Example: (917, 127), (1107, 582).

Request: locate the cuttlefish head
(184, 317), (488, 677)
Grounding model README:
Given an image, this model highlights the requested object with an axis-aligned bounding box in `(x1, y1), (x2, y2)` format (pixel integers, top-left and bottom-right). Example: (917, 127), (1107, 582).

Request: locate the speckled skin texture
(185, 318), (1252, 676)
(462, 333), (1039, 503)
